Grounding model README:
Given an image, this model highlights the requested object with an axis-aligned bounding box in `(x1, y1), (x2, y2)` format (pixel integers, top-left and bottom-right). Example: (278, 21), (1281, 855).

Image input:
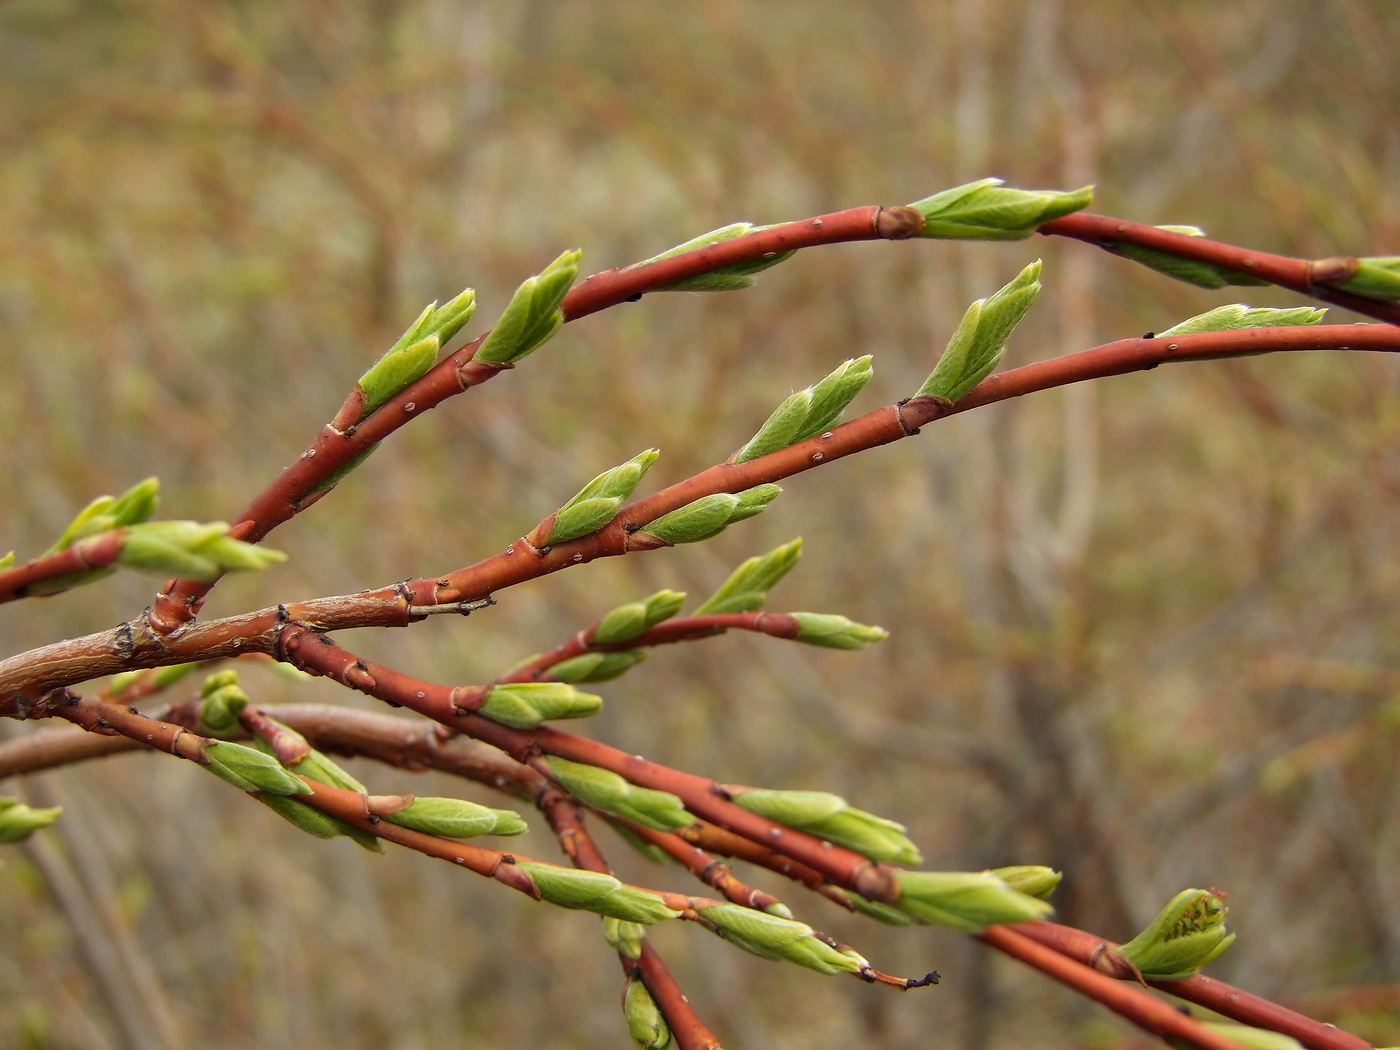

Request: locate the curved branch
(1040, 212), (1400, 325)
(149, 204), (925, 629)
(7, 324), (1400, 706)
(1007, 922), (1371, 1050)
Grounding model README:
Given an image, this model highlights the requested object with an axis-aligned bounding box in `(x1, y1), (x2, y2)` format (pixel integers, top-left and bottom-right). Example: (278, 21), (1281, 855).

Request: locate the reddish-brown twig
(0, 530), (129, 604)
(538, 791), (727, 1050)
(9, 322), (1400, 707)
(1039, 212), (1400, 326)
(978, 924), (1250, 1050)
(277, 627), (903, 903)
(502, 612), (802, 683)
(147, 205), (927, 630)
(1008, 922), (1372, 1050)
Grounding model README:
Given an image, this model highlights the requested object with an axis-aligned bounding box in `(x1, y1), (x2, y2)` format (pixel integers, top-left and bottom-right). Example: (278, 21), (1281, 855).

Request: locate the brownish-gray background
(3, 1), (1399, 1047)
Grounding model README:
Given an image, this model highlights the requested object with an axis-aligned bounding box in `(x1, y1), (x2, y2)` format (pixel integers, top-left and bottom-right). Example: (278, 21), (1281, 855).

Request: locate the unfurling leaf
(907, 179), (1092, 240)
(893, 870), (1054, 931)
(593, 590), (687, 644)
(547, 757), (693, 832)
(637, 484), (781, 545)
(641, 221), (794, 293)
(694, 539), (802, 615)
(917, 261), (1041, 402)
(700, 903), (860, 975)
(548, 449), (659, 544)
(732, 788), (921, 866)
(516, 861), (680, 923)
(549, 649), (648, 684)
(478, 682), (603, 729)
(474, 250), (581, 364)
(1118, 888), (1235, 980)
(1158, 304), (1327, 338)
(733, 357), (873, 463)
(379, 796), (527, 838)
(788, 611), (888, 649)
(623, 979), (672, 1049)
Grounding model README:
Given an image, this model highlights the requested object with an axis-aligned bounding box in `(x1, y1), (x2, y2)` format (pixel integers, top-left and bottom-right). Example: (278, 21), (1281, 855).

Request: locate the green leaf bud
(0, 798), (62, 845)
(917, 261), (1042, 402)
(591, 589), (687, 644)
(0, 552), (12, 569)
(478, 682), (603, 729)
(547, 756), (693, 832)
(199, 670), (238, 696)
(728, 484), (782, 524)
(700, 903), (860, 975)
(593, 603), (648, 644)
(733, 357), (873, 464)
(517, 861), (680, 923)
(428, 286), (479, 345)
(549, 650), (649, 684)
(639, 493), (737, 544)
(549, 498), (623, 545)
(553, 761), (690, 831)
(290, 748), (367, 795)
(1118, 888), (1235, 980)
(732, 788), (921, 866)
(731, 788), (844, 825)
(847, 891), (919, 926)
(357, 333), (441, 417)
(809, 808), (922, 866)
(1338, 256), (1400, 301)
(602, 916), (646, 959)
(799, 355), (875, 442)
(610, 788), (694, 833)
(199, 684), (250, 738)
(1111, 226), (1269, 289)
(734, 389), (811, 463)
(788, 612), (889, 650)
(987, 865), (1061, 899)
(638, 485), (780, 545)
(474, 249), (582, 364)
(547, 756), (628, 806)
(694, 538), (803, 616)
(253, 793), (383, 852)
(46, 477), (162, 555)
(549, 449), (660, 544)
(623, 979), (672, 1049)
(642, 221), (794, 293)
(106, 476), (161, 528)
(1158, 304), (1327, 338)
(907, 179), (1093, 240)
(380, 796), (527, 838)
(202, 741), (310, 796)
(116, 521), (285, 580)
(893, 870), (1054, 932)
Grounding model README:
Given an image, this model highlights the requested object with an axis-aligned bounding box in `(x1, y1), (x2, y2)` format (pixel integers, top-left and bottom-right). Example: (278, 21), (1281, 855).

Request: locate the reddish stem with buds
(1008, 922), (1372, 1050)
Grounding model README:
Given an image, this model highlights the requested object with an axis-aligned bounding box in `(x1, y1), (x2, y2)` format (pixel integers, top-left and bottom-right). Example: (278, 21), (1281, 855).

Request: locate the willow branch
(609, 817), (934, 990)
(148, 205), (927, 629)
(978, 925), (1250, 1050)
(502, 612), (802, 683)
(1008, 922), (1372, 1050)
(537, 792), (726, 1050)
(0, 530), (128, 604)
(7, 323), (1400, 709)
(1039, 212), (1400, 325)
(278, 626), (902, 901)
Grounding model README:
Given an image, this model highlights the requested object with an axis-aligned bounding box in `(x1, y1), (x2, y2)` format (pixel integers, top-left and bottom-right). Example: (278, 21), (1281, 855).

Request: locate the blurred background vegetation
(2, 0), (1400, 1047)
